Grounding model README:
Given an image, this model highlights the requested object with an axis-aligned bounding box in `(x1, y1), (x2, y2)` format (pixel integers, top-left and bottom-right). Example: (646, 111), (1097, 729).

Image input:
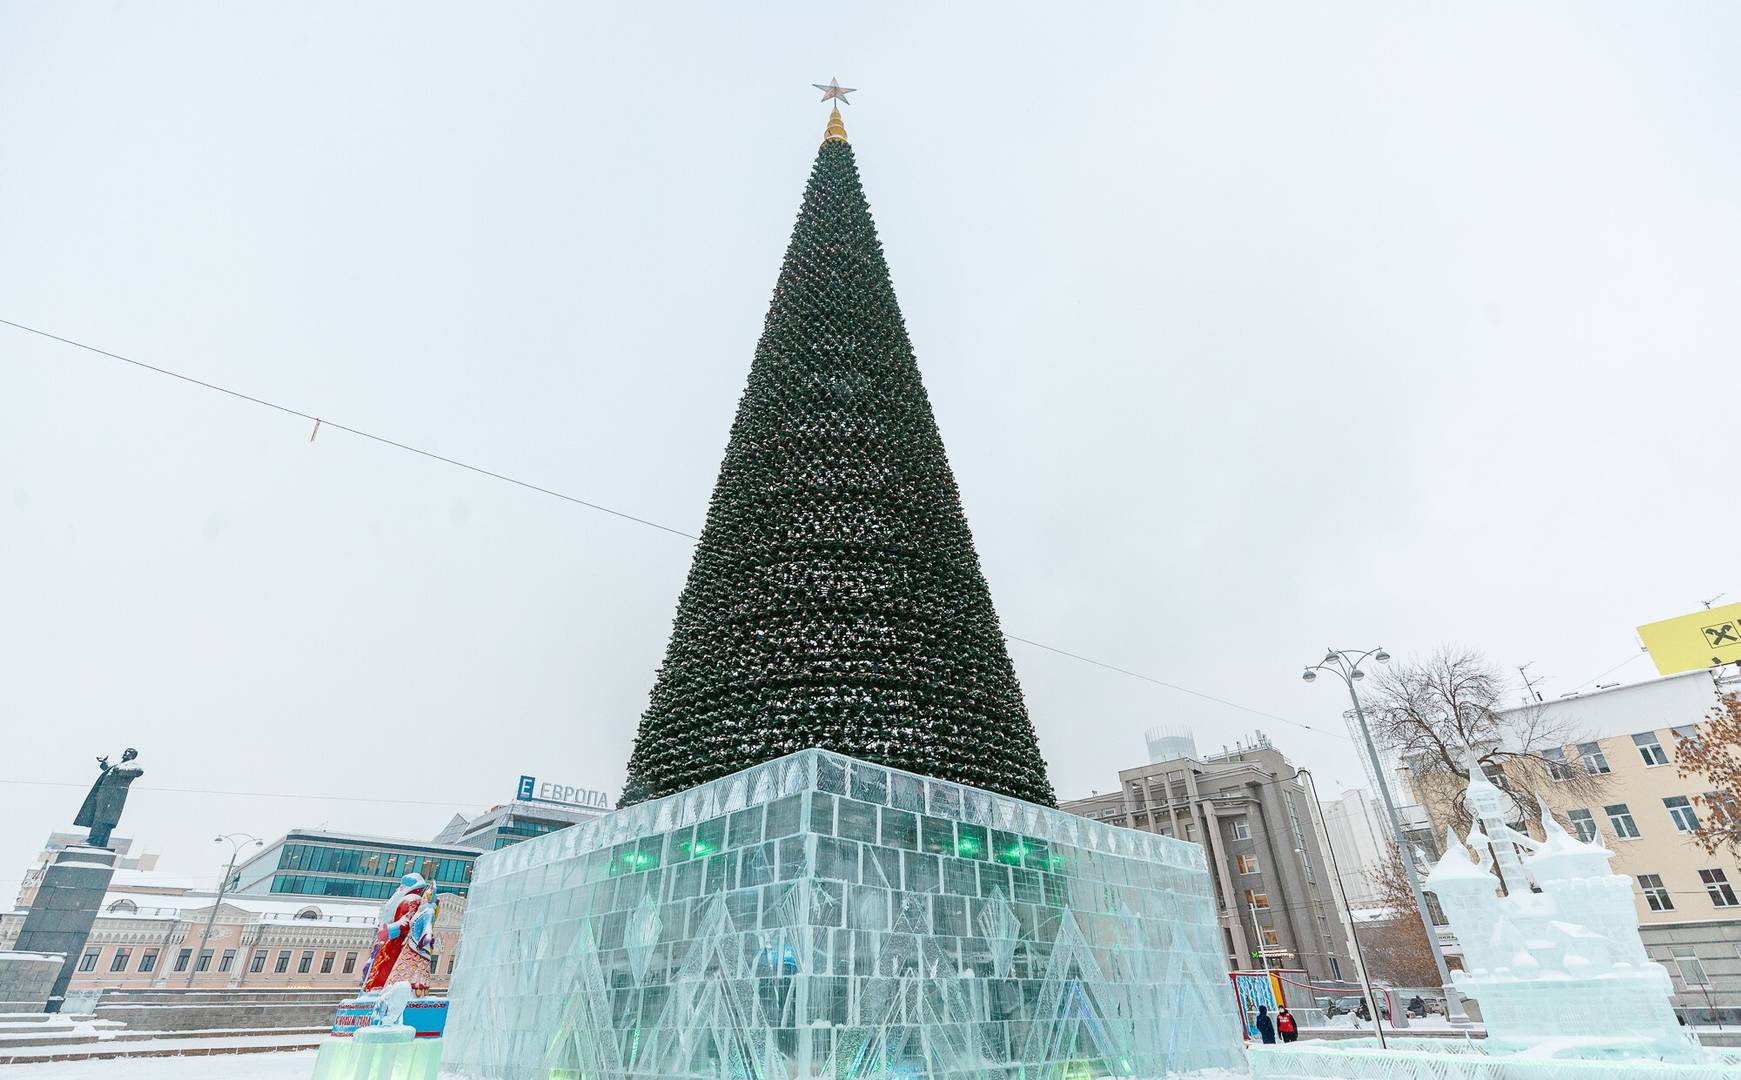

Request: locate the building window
(1260, 925), (1280, 946)
(298, 951), (314, 974)
(1566, 809), (1598, 843)
(174, 949), (193, 973)
(275, 950), (291, 974)
(1639, 874), (1674, 912)
(1672, 947), (1710, 986)
(79, 949), (100, 973)
(1244, 889), (1269, 909)
(447, 953), (457, 975)
(342, 952), (358, 975)
(1699, 869), (1739, 907)
(219, 950), (236, 973)
(249, 950), (267, 973)
(194, 950), (213, 973)
(1670, 725), (1700, 751)
(1329, 957), (1343, 980)
(1606, 804), (1641, 839)
(1664, 796), (1700, 834)
(1542, 748), (1573, 781)
(320, 952), (335, 974)
(1632, 732), (1669, 767)
(1230, 818), (1251, 840)
(1578, 742), (1611, 775)
(138, 949), (158, 973)
(109, 948), (132, 973)
(1237, 854), (1261, 875)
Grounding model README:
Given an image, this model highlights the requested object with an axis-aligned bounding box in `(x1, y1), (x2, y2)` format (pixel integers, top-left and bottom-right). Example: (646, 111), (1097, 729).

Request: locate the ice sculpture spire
(1421, 767), (1699, 1061)
(620, 109), (1054, 808)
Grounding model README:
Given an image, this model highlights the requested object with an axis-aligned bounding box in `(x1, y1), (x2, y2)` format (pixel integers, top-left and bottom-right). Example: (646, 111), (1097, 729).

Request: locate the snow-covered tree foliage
(621, 127), (1054, 808)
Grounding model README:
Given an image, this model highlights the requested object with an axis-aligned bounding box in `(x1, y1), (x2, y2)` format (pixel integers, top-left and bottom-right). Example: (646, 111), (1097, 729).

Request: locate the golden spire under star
(814, 78), (854, 144)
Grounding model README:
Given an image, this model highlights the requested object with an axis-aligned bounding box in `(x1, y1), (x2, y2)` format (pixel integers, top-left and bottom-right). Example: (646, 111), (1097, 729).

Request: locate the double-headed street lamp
(187, 832), (263, 988)
(1303, 647), (1471, 1026)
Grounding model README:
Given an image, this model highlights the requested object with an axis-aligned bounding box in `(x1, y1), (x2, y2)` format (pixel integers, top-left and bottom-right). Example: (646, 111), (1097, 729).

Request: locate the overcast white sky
(4, 2), (1739, 899)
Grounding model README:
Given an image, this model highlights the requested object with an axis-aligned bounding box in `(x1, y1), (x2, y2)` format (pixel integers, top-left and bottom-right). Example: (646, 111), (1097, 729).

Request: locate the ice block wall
(444, 749), (1241, 1080)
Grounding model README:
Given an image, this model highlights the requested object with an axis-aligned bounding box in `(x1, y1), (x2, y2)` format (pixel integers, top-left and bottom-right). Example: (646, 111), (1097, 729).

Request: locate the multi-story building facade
(0, 880), (467, 991)
(1318, 788), (1388, 910)
(433, 799), (603, 852)
(4, 799), (601, 997)
(231, 830), (484, 901)
(1405, 668), (1741, 1022)
(1059, 733), (1353, 983)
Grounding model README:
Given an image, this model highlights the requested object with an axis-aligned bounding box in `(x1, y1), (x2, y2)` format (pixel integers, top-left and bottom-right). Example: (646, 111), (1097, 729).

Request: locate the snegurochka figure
(360, 873), (441, 997)
(73, 748), (144, 849)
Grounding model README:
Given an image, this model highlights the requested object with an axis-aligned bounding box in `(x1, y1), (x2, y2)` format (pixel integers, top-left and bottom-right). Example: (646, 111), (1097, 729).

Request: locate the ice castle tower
(440, 109), (1243, 1080)
(1425, 768), (1699, 1060)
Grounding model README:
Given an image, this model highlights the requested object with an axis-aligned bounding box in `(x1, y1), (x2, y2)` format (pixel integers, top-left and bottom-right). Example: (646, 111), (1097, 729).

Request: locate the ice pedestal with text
(443, 749), (1242, 1080)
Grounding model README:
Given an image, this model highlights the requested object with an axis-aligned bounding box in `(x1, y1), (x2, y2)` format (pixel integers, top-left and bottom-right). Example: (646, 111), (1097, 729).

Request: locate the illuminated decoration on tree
(621, 98), (1054, 809)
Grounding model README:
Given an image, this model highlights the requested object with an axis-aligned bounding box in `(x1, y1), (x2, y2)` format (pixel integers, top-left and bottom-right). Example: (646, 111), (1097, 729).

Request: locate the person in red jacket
(1276, 1007), (1299, 1043)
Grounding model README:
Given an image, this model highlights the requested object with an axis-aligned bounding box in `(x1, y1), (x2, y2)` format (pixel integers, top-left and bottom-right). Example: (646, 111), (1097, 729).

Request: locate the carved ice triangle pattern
(976, 888), (1020, 978)
(442, 749), (1243, 1080)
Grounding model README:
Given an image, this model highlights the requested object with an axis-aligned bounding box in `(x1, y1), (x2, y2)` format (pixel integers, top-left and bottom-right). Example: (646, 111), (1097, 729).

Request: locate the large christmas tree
(621, 108), (1055, 808)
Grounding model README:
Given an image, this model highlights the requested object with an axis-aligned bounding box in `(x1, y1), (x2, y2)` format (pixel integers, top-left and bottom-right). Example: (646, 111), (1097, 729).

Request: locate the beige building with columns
(1405, 668), (1741, 1022)
(1059, 732), (1353, 983)
(0, 879), (466, 993)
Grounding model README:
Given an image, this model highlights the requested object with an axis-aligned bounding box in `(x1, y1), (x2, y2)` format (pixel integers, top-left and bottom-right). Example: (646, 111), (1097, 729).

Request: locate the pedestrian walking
(1254, 1004), (1276, 1044)
(1277, 1007), (1298, 1043)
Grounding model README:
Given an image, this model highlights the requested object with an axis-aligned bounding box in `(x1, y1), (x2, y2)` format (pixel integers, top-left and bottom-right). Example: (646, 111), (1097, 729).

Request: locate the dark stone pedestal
(14, 846), (118, 1012)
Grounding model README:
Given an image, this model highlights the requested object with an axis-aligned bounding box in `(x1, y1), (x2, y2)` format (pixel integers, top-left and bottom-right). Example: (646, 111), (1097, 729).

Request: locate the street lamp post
(187, 833), (262, 988)
(1303, 647), (1472, 1026)
(1296, 767), (1386, 1049)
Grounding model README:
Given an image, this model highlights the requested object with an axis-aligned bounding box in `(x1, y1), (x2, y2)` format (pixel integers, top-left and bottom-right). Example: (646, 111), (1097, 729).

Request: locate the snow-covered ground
(3, 1049), (318, 1080)
(0, 1053), (1257, 1080)
(0, 1051), (1257, 1080)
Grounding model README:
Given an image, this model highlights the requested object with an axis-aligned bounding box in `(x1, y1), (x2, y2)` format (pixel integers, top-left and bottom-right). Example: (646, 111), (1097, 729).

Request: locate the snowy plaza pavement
(3, 1049), (319, 1080)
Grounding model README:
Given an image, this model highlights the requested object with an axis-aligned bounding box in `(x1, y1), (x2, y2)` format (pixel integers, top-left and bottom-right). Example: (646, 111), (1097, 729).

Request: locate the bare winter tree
(1359, 844), (1443, 987)
(1362, 647), (1607, 833)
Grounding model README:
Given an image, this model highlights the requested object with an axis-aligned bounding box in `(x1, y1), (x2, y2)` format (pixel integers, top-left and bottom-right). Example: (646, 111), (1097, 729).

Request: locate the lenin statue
(74, 748), (144, 848)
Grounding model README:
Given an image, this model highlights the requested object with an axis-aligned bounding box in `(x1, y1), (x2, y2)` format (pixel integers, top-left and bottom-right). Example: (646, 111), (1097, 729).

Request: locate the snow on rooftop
(96, 890), (377, 923)
(108, 868), (206, 891)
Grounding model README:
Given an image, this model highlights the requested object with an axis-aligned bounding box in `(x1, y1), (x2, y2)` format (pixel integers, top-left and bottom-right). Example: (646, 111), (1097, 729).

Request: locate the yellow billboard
(1637, 601), (1741, 675)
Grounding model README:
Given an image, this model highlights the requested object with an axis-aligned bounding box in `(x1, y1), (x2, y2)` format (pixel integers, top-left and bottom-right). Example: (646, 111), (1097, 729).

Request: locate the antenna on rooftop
(1517, 663), (1545, 704)
(1701, 592), (1726, 610)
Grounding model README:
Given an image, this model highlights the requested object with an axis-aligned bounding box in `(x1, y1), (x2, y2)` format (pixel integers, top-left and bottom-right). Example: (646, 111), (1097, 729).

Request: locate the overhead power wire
(1004, 636), (1347, 739)
(1568, 649), (1651, 692)
(0, 777), (491, 811)
(3, 316), (1339, 741)
(0, 317), (698, 541)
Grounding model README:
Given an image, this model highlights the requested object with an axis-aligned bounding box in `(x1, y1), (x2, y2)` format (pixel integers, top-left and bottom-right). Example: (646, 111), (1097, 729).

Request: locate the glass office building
(433, 800), (604, 852)
(232, 829), (484, 900)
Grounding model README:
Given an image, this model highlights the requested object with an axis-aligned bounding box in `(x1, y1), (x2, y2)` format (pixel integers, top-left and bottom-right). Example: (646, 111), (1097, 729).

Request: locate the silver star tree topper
(813, 77), (856, 104)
